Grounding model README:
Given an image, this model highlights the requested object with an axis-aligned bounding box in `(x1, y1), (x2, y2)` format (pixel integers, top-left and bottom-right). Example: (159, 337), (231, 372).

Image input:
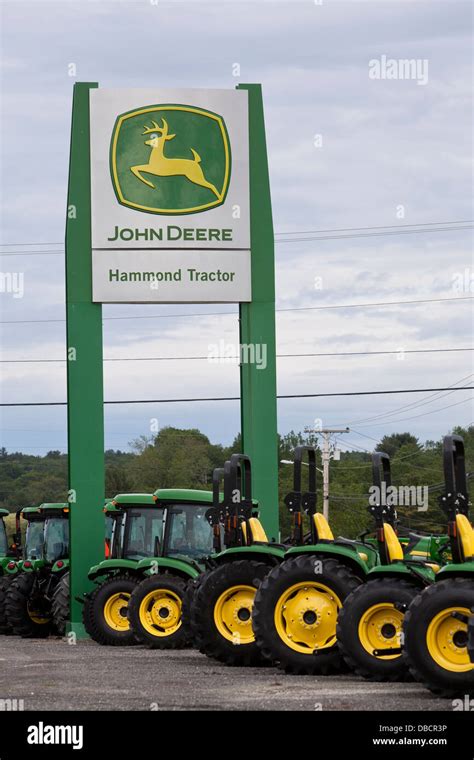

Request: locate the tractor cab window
(44, 517), (69, 563)
(166, 504), (214, 560)
(123, 507), (164, 560)
(25, 519), (44, 560)
(104, 514), (115, 558)
(0, 520), (7, 556)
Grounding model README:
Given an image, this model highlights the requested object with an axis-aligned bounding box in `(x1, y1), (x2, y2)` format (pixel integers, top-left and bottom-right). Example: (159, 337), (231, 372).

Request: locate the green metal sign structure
(65, 82), (278, 635)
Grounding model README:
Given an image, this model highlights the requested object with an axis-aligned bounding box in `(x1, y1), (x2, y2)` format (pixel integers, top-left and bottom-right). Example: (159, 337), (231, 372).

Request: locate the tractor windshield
(25, 519), (44, 560)
(122, 507), (164, 560)
(0, 519), (8, 556)
(166, 504), (214, 560)
(43, 516), (69, 563)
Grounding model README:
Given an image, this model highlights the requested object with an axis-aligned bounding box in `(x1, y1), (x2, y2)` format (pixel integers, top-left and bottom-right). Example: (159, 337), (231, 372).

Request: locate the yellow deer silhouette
(130, 118), (220, 198)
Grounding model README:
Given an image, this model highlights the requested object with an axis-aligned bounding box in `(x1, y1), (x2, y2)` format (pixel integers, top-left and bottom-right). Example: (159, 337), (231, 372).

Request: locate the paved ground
(0, 635), (455, 711)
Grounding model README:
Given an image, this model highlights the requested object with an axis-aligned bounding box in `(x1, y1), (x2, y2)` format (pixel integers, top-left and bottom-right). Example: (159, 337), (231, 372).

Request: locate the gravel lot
(0, 635), (454, 711)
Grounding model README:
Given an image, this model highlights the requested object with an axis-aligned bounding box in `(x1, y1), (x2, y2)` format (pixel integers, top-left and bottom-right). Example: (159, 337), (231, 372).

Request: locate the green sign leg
(237, 84), (279, 541)
(66, 82), (105, 637)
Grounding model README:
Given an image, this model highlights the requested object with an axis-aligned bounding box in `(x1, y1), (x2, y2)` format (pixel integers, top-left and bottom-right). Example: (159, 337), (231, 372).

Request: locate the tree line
(0, 425), (472, 539)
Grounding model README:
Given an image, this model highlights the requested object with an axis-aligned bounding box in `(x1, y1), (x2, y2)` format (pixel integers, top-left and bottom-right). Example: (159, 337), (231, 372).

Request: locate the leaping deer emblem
(130, 118), (220, 199)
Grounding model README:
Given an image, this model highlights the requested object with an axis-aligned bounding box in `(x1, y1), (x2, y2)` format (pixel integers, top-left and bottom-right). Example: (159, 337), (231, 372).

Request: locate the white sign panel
(89, 88), (250, 303)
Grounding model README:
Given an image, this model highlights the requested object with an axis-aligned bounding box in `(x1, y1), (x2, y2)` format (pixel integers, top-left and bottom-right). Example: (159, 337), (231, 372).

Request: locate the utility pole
(304, 427), (350, 520)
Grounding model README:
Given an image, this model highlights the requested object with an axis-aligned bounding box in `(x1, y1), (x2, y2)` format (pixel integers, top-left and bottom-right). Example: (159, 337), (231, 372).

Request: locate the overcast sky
(0, 0), (473, 456)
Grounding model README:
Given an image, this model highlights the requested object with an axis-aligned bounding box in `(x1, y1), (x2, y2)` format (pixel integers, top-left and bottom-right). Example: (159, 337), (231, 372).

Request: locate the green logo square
(110, 104), (231, 215)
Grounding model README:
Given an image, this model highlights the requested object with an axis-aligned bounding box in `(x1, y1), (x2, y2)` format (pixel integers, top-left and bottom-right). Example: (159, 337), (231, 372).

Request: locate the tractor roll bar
(440, 435), (469, 518)
(284, 446), (318, 545)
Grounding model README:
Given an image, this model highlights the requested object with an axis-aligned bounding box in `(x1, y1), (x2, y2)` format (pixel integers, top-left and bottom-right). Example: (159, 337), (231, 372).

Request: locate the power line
(274, 225), (473, 243)
(1, 385), (473, 408)
(329, 373), (474, 426)
(356, 395), (473, 427)
(2, 296), (472, 326)
(2, 220), (472, 248)
(274, 220), (474, 236)
(1, 220), (473, 255)
(2, 346), (472, 364)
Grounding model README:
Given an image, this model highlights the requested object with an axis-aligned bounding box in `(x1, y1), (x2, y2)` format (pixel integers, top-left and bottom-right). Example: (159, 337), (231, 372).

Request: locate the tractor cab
(22, 508), (45, 562)
(41, 504), (69, 566)
(154, 489), (215, 564)
(19, 503), (70, 572)
(107, 494), (164, 561)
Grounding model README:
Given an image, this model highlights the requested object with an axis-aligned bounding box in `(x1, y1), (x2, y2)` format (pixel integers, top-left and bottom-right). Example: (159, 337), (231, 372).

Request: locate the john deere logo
(110, 104), (231, 215)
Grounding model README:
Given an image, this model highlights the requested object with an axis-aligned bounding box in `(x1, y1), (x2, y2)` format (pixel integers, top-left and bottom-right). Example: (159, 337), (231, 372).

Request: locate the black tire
(5, 572), (53, 638)
(337, 578), (419, 681)
(52, 571), (69, 636)
(128, 574), (190, 649)
(403, 578), (474, 697)
(83, 574), (138, 646)
(190, 560), (271, 666)
(253, 554), (360, 674)
(0, 576), (14, 634)
(181, 574), (204, 642)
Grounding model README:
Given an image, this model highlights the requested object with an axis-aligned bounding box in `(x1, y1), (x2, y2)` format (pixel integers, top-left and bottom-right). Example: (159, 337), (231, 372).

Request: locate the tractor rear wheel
(0, 576), (14, 634)
(337, 578), (419, 681)
(5, 572), (52, 638)
(253, 554), (360, 674)
(190, 561), (271, 666)
(83, 574), (138, 646)
(52, 571), (69, 636)
(403, 578), (474, 697)
(128, 574), (190, 649)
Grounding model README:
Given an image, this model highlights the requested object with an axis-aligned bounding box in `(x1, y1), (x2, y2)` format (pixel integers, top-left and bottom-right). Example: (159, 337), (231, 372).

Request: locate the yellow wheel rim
(138, 589), (182, 638)
(214, 585), (256, 645)
(27, 602), (50, 625)
(426, 606), (472, 673)
(103, 592), (131, 632)
(274, 581), (341, 654)
(358, 603), (403, 659)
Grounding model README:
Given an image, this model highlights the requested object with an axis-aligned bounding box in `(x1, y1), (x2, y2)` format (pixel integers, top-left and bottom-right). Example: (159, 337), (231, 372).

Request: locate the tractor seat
(312, 513), (334, 542)
(381, 523), (404, 563)
(382, 524), (441, 570)
(455, 514), (474, 561)
(242, 517), (269, 546)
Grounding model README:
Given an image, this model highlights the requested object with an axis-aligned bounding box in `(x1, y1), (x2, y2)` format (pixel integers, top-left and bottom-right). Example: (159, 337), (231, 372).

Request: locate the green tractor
(83, 490), (215, 647)
(336, 452), (451, 682)
(0, 507), (45, 634)
(50, 501), (119, 637)
(188, 453), (287, 666)
(403, 435), (474, 696)
(5, 504), (69, 638)
(252, 445), (441, 675)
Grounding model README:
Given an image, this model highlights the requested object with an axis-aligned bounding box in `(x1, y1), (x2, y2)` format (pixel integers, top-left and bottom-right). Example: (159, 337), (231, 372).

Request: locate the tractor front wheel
(191, 561), (271, 666)
(128, 574), (190, 649)
(83, 574), (138, 646)
(52, 571), (69, 636)
(5, 572), (52, 638)
(337, 578), (419, 681)
(403, 578), (474, 697)
(253, 554), (360, 674)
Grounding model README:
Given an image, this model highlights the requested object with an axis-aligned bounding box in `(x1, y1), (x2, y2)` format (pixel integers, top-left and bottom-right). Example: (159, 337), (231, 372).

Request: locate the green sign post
(65, 82), (278, 634)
